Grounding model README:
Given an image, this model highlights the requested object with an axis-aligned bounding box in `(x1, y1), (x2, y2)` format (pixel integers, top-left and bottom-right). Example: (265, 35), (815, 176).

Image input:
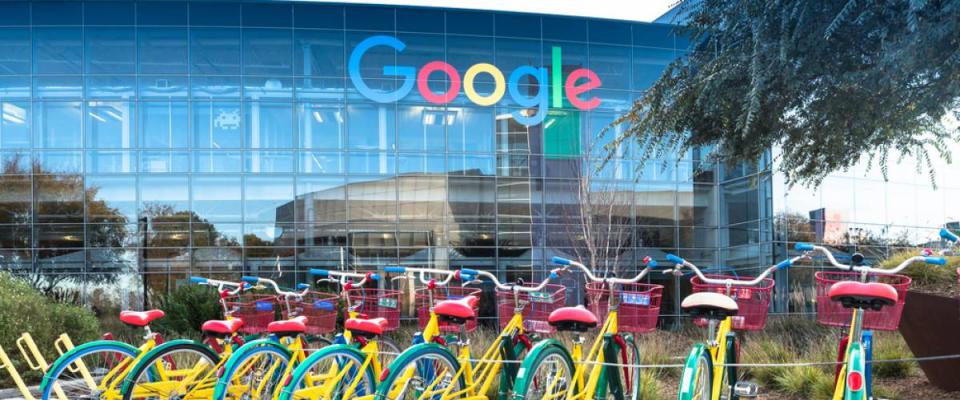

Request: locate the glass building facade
(0, 1), (774, 314)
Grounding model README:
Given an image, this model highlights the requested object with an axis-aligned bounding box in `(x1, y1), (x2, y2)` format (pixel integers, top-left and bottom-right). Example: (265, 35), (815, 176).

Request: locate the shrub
(880, 250), (958, 296)
(0, 272), (100, 385)
(636, 369), (664, 400)
(773, 365), (833, 400)
(152, 284), (222, 339)
(742, 334), (797, 386)
(872, 332), (916, 379)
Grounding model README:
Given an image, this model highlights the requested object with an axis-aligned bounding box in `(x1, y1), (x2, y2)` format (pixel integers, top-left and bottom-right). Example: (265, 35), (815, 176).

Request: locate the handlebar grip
(666, 254), (685, 264)
(551, 256), (571, 265)
(384, 266), (406, 273)
(296, 283), (310, 290)
(925, 256), (947, 265)
(549, 271), (559, 280)
(647, 259), (659, 268)
(461, 268), (480, 276)
(367, 273), (381, 281)
(794, 242), (815, 251)
(189, 276), (208, 284)
(241, 276), (260, 284)
(776, 258), (793, 269)
(940, 228), (959, 242)
(308, 269), (329, 277)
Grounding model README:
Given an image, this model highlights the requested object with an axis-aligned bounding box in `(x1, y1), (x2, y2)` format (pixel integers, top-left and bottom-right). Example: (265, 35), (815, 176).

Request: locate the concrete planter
(897, 290), (960, 391)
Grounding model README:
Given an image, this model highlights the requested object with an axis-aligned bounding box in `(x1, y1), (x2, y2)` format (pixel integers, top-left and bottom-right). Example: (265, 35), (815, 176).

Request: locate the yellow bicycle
(511, 256), (663, 400)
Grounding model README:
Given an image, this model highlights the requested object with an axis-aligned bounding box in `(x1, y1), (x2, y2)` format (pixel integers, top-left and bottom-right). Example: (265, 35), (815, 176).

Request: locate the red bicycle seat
(202, 319), (244, 335)
(268, 316), (307, 334)
(433, 296), (479, 320)
(548, 306), (598, 332)
(829, 281), (898, 308)
(345, 317), (389, 336)
(119, 310), (165, 327)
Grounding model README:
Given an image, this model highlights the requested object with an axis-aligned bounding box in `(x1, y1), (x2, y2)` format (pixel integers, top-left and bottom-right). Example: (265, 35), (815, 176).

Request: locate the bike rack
(0, 333), (78, 400)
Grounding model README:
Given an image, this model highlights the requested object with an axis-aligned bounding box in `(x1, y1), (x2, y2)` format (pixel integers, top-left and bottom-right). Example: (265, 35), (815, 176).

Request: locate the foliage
(151, 284), (223, 339)
(773, 365), (834, 399)
(872, 332), (917, 379)
(637, 369), (664, 400)
(613, 0), (960, 187)
(0, 272), (100, 385)
(880, 250), (959, 296)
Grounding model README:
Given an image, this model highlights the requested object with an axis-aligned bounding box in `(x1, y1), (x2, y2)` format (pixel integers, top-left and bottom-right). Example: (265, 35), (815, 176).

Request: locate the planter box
(898, 290), (960, 391)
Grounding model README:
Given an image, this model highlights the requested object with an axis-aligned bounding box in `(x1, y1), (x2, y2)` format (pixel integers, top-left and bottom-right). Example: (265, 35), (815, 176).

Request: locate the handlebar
(240, 276), (310, 300)
(308, 269), (380, 288)
(550, 256), (660, 284)
(382, 266), (459, 287)
(941, 228), (959, 243)
(665, 253), (804, 286)
(457, 268), (561, 292)
(793, 242), (946, 274)
(189, 276), (248, 296)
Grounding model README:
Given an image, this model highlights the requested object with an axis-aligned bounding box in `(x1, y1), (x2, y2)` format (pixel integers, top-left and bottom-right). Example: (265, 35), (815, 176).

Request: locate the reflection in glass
(295, 30), (344, 78)
(34, 102), (81, 148)
(0, 102), (30, 148)
(86, 101), (134, 148)
(0, 28), (31, 75)
(193, 102), (243, 148)
(347, 103), (395, 150)
(192, 176), (242, 222)
(298, 102), (344, 149)
(191, 28), (241, 75)
(194, 151), (242, 173)
(245, 176), (294, 222)
(34, 28), (82, 74)
(141, 151), (189, 173)
(85, 28), (135, 74)
(245, 102), (293, 149)
(141, 102), (189, 148)
(243, 28), (292, 76)
(138, 28), (188, 74)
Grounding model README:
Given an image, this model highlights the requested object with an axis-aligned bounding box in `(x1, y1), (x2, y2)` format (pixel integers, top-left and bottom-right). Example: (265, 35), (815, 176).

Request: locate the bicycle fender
(118, 339), (216, 394)
(41, 340), (140, 391)
(278, 344), (372, 400)
(213, 339), (293, 399)
(516, 339), (572, 383)
(678, 344), (709, 400)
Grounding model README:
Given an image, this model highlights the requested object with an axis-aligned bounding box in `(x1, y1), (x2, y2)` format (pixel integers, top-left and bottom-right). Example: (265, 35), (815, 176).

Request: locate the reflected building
(0, 1), (774, 315)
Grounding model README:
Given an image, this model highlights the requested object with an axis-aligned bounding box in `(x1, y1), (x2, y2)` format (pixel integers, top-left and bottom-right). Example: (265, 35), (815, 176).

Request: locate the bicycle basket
(224, 294), (277, 334)
(346, 287), (402, 332)
(815, 271), (911, 331)
(282, 291), (339, 335)
(690, 274), (774, 331)
(586, 282), (664, 333)
(496, 284), (566, 334)
(415, 286), (482, 333)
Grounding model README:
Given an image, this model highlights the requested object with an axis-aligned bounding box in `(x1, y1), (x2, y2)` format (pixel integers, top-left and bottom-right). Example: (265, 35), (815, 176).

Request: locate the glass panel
(245, 150), (293, 173)
(243, 28), (292, 76)
(138, 28), (188, 74)
(588, 20), (631, 45)
(298, 151), (342, 174)
(296, 77), (344, 100)
(446, 11), (493, 36)
(398, 105), (445, 152)
(32, 2), (81, 25)
(296, 176), (346, 223)
(244, 76), (292, 100)
(86, 101), (134, 148)
(590, 44), (631, 91)
(398, 176), (445, 220)
(193, 102), (243, 148)
(34, 76), (83, 98)
(193, 151), (242, 173)
(86, 176), (136, 223)
(191, 76), (241, 99)
(245, 102), (293, 149)
(345, 6), (394, 31)
(0, 28), (30, 74)
(447, 154), (494, 176)
(298, 102), (344, 149)
(34, 102), (82, 148)
(242, 3), (292, 28)
(36, 150), (81, 173)
(34, 28), (82, 74)
(192, 176), (242, 222)
(83, 2), (134, 25)
(447, 176), (495, 222)
(543, 16), (586, 42)
(85, 27), (135, 74)
(191, 28), (241, 75)
(140, 151), (189, 173)
(496, 14), (540, 39)
(0, 3), (29, 26)
(1, 101), (30, 149)
(293, 4), (343, 29)
(36, 174), (83, 223)
(140, 175), (189, 214)
(347, 176), (396, 221)
(294, 30), (345, 78)
(0, 173), (31, 224)
(189, 2), (240, 27)
(447, 107), (494, 153)
(348, 152), (395, 175)
(635, 183), (675, 225)
(86, 75), (136, 99)
(86, 150), (135, 173)
(139, 76), (189, 99)
(245, 176), (294, 222)
(398, 153), (444, 174)
(141, 102), (189, 148)
(347, 103), (395, 150)
(137, 2), (188, 26)
(633, 47), (675, 91)
(0, 76), (30, 98)
(447, 35), (493, 73)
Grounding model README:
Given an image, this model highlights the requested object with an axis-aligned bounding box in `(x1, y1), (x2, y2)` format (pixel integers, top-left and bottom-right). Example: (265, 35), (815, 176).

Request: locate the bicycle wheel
(511, 341), (575, 398)
(41, 341), (139, 400)
(278, 345), (377, 400)
(120, 341), (219, 400)
(379, 336), (400, 368)
(213, 341), (292, 400)
(678, 346), (712, 400)
(615, 335), (642, 400)
(374, 343), (465, 400)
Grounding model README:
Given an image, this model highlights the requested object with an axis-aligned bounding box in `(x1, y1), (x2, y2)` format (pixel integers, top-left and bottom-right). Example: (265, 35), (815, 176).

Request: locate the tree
(612, 0), (960, 187)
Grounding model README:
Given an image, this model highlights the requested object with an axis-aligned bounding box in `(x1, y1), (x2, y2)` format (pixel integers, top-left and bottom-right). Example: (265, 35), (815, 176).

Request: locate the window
(397, 105), (445, 152)
(137, 2), (188, 26)
(245, 151), (294, 173)
(139, 76), (189, 99)
(32, 2), (81, 25)
(140, 176), (189, 213)
(138, 28), (188, 74)
(140, 102), (189, 148)
(189, 2), (240, 27)
(298, 102), (344, 149)
(34, 102), (81, 148)
(86, 176), (136, 222)
(193, 102), (243, 149)
(296, 176), (346, 222)
(86, 101), (134, 148)
(194, 151), (242, 173)
(243, 29), (292, 76)
(590, 44), (631, 91)
(85, 28), (135, 74)
(34, 76), (83, 98)
(295, 30), (345, 78)
(299, 151), (342, 174)
(245, 102), (293, 149)
(293, 4), (343, 29)
(192, 176), (242, 222)
(0, 28), (30, 74)
(34, 28), (82, 74)
(0, 102), (30, 148)
(345, 6), (393, 31)
(191, 76), (241, 99)
(245, 176), (294, 222)
(242, 3), (292, 28)
(447, 107), (493, 153)
(347, 103), (395, 150)
(141, 151), (189, 173)
(191, 28), (241, 75)
(86, 75), (136, 99)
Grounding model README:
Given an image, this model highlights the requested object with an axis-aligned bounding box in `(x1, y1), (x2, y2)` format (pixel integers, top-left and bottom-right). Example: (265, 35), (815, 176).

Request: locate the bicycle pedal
(733, 381), (759, 398)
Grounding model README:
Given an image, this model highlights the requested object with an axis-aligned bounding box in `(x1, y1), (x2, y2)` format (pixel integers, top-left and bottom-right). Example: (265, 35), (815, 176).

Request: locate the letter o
(417, 61), (461, 104)
(463, 63), (506, 106)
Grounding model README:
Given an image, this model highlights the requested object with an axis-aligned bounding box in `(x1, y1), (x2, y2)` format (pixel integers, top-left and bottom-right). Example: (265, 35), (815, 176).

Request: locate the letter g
(348, 35), (415, 103)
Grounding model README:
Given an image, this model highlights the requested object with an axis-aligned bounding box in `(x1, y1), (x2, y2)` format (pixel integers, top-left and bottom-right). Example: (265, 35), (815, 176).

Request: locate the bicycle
(373, 267), (564, 400)
(511, 256), (664, 400)
(796, 242), (945, 400)
(40, 298), (219, 399)
(210, 274), (375, 400)
(667, 253), (806, 400)
(277, 267), (468, 400)
(119, 276), (252, 399)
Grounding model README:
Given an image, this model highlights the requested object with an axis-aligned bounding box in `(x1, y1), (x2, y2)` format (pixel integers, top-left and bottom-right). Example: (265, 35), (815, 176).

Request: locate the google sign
(349, 35), (603, 127)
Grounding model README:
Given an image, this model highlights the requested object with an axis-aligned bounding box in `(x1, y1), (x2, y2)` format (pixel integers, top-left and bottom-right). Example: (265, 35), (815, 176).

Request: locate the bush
(880, 250), (959, 296)
(152, 284), (223, 339)
(0, 272), (100, 385)
(637, 369), (664, 400)
(773, 365), (834, 400)
(872, 332), (916, 379)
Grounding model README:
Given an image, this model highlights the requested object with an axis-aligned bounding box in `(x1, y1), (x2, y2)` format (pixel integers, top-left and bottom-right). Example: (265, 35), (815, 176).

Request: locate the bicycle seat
(548, 306), (598, 332)
(345, 317), (388, 338)
(202, 319), (244, 337)
(828, 281), (897, 310)
(433, 296), (479, 324)
(119, 310), (165, 327)
(268, 316), (307, 337)
(681, 292), (738, 320)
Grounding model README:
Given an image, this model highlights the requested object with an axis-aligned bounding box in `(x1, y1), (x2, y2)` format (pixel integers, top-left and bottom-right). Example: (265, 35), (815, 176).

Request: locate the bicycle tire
(212, 340), (293, 400)
(511, 339), (576, 398)
(678, 345), (712, 400)
(119, 340), (219, 400)
(40, 340), (140, 400)
(278, 344), (377, 400)
(621, 335), (642, 400)
(373, 343), (465, 400)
